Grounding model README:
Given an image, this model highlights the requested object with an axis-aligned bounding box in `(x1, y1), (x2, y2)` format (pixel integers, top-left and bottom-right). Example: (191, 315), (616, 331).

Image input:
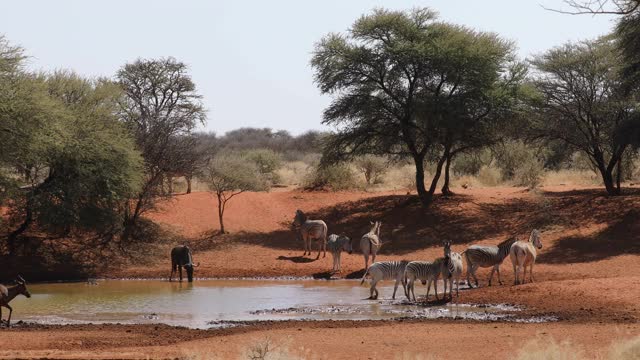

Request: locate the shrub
(452, 149), (492, 176)
(244, 149), (283, 184)
(354, 155), (388, 185)
(303, 163), (361, 191)
(514, 157), (545, 189)
(493, 141), (543, 181)
(477, 165), (502, 186)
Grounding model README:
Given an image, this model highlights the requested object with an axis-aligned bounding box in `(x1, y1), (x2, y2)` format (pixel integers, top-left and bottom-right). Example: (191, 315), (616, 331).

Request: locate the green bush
(452, 149), (492, 176)
(493, 141), (545, 183)
(303, 163), (360, 191)
(477, 165), (502, 186)
(243, 149), (283, 184)
(514, 157), (544, 189)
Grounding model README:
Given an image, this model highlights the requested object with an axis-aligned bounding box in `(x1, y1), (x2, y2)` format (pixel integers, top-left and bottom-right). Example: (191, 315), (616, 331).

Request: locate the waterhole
(8, 280), (553, 329)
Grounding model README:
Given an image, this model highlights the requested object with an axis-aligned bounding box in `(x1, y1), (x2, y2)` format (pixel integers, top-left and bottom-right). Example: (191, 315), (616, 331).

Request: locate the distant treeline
(194, 128), (326, 161)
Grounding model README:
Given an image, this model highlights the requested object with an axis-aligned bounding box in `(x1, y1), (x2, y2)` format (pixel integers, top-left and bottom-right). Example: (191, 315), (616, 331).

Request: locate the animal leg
(369, 279), (377, 299)
(392, 280), (399, 300)
(488, 266), (496, 286)
(6, 304), (12, 327)
(471, 265), (480, 288)
(179, 266), (183, 282)
(496, 266), (503, 285)
(529, 262), (535, 283)
(363, 254), (369, 270)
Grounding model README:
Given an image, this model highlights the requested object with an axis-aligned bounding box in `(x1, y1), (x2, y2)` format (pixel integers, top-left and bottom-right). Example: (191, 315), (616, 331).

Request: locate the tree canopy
(311, 8), (522, 206)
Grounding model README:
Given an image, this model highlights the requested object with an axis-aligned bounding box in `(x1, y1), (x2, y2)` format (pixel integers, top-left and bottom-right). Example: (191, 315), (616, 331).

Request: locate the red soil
(3, 185), (640, 359)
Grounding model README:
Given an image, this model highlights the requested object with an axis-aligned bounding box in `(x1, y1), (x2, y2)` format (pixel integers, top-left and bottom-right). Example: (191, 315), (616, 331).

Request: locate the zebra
(462, 236), (518, 288)
(510, 229), (543, 285)
(360, 221), (382, 269)
(292, 209), (328, 259)
(327, 234), (352, 272)
(441, 240), (464, 300)
(360, 260), (410, 300)
(404, 258), (445, 302)
(170, 245), (200, 282)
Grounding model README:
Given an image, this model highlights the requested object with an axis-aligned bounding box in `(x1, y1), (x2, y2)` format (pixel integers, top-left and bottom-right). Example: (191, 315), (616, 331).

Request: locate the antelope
(0, 276), (31, 327)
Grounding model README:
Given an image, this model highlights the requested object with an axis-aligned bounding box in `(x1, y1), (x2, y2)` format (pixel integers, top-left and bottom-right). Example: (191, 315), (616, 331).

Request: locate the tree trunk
(413, 154), (430, 207)
(217, 192), (225, 234)
(616, 153), (622, 193)
(599, 166), (620, 196)
(426, 153), (448, 201)
(186, 175), (192, 194)
(441, 153), (454, 196)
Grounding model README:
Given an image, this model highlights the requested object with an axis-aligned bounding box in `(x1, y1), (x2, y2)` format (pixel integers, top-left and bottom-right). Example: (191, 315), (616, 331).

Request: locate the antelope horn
(193, 262), (201, 267)
(17, 275), (26, 284)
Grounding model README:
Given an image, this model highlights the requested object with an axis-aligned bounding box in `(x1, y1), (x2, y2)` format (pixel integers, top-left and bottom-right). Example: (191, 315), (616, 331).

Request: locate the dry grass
(542, 170), (600, 187)
(276, 161), (313, 187)
(182, 337), (310, 360)
(515, 336), (640, 360)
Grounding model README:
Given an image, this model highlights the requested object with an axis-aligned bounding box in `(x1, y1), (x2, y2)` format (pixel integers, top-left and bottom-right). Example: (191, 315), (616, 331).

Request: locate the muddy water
(10, 280), (515, 329)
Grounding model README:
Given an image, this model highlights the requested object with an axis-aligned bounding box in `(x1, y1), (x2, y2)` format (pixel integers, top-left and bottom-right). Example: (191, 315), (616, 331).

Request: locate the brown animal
(0, 276), (31, 327)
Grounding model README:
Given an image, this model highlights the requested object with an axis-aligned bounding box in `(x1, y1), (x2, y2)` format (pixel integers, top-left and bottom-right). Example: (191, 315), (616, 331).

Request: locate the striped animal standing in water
(462, 236), (518, 288)
(360, 260), (410, 300)
(0, 276), (31, 327)
(292, 209), (328, 259)
(441, 241), (464, 300)
(404, 258), (445, 302)
(170, 245), (200, 282)
(510, 229), (543, 285)
(360, 221), (382, 270)
(327, 234), (352, 272)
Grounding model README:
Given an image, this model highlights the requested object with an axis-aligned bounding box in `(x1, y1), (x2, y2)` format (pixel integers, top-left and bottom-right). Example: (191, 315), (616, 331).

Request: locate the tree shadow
(194, 190), (640, 262)
(538, 209), (640, 264)
(344, 269), (366, 279)
(276, 255), (316, 263)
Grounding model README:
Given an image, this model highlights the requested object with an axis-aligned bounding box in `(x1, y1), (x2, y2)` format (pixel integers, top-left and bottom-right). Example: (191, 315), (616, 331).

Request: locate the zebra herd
(291, 209), (543, 302)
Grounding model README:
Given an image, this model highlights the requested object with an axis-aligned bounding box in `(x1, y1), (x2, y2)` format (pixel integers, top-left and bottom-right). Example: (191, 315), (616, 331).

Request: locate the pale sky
(1, 1), (616, 135)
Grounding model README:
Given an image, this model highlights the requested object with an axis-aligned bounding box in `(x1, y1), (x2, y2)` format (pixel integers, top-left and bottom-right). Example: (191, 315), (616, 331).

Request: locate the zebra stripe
(360, 260), (409, 300)
(463, 237), (517, 287)
(404, 259), (444, 302)
(327, 234), (352, 272)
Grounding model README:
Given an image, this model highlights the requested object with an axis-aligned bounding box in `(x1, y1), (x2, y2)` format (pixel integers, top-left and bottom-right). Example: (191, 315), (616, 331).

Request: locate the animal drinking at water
(292, 209), (328, 259)
(170, 245), (200, 282)
(0, 276), (31, 327)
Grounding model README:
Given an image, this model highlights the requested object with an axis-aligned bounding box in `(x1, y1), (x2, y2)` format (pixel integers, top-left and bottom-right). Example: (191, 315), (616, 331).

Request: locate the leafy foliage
(117, 57), (206, 231)
(312, 8), (521, 206)
(527, 37), (639, 194)
(202, 153), (269, 233)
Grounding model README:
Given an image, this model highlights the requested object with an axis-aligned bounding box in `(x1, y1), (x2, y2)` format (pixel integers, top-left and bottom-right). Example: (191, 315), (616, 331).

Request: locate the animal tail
(360, 267), (370, 285)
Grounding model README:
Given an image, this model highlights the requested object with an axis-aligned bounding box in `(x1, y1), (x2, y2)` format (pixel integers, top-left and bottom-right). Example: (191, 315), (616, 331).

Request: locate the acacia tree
(202, 153), (268, 234)
(311, 8), (519, 206)
(528, 37), (638, 195)
(117, 58), (205, 236)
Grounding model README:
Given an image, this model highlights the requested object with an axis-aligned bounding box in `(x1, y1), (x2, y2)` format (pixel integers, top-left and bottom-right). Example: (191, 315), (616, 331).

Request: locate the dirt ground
(1, 185), (639, 359)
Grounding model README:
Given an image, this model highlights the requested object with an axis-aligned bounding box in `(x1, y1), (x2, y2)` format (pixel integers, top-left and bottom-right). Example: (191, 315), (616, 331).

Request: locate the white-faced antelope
(360, 221), (382, 269)
(292, 209), (328, 259)
(0, 276), (31, 327)
(510, 229), (543, 285)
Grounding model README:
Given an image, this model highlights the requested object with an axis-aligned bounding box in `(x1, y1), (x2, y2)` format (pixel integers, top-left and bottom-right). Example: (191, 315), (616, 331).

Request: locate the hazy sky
(1, 1), (617, 135)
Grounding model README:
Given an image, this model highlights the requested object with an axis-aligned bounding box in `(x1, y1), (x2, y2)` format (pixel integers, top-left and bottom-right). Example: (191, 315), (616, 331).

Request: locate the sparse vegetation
(303, 163), (361, 191)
